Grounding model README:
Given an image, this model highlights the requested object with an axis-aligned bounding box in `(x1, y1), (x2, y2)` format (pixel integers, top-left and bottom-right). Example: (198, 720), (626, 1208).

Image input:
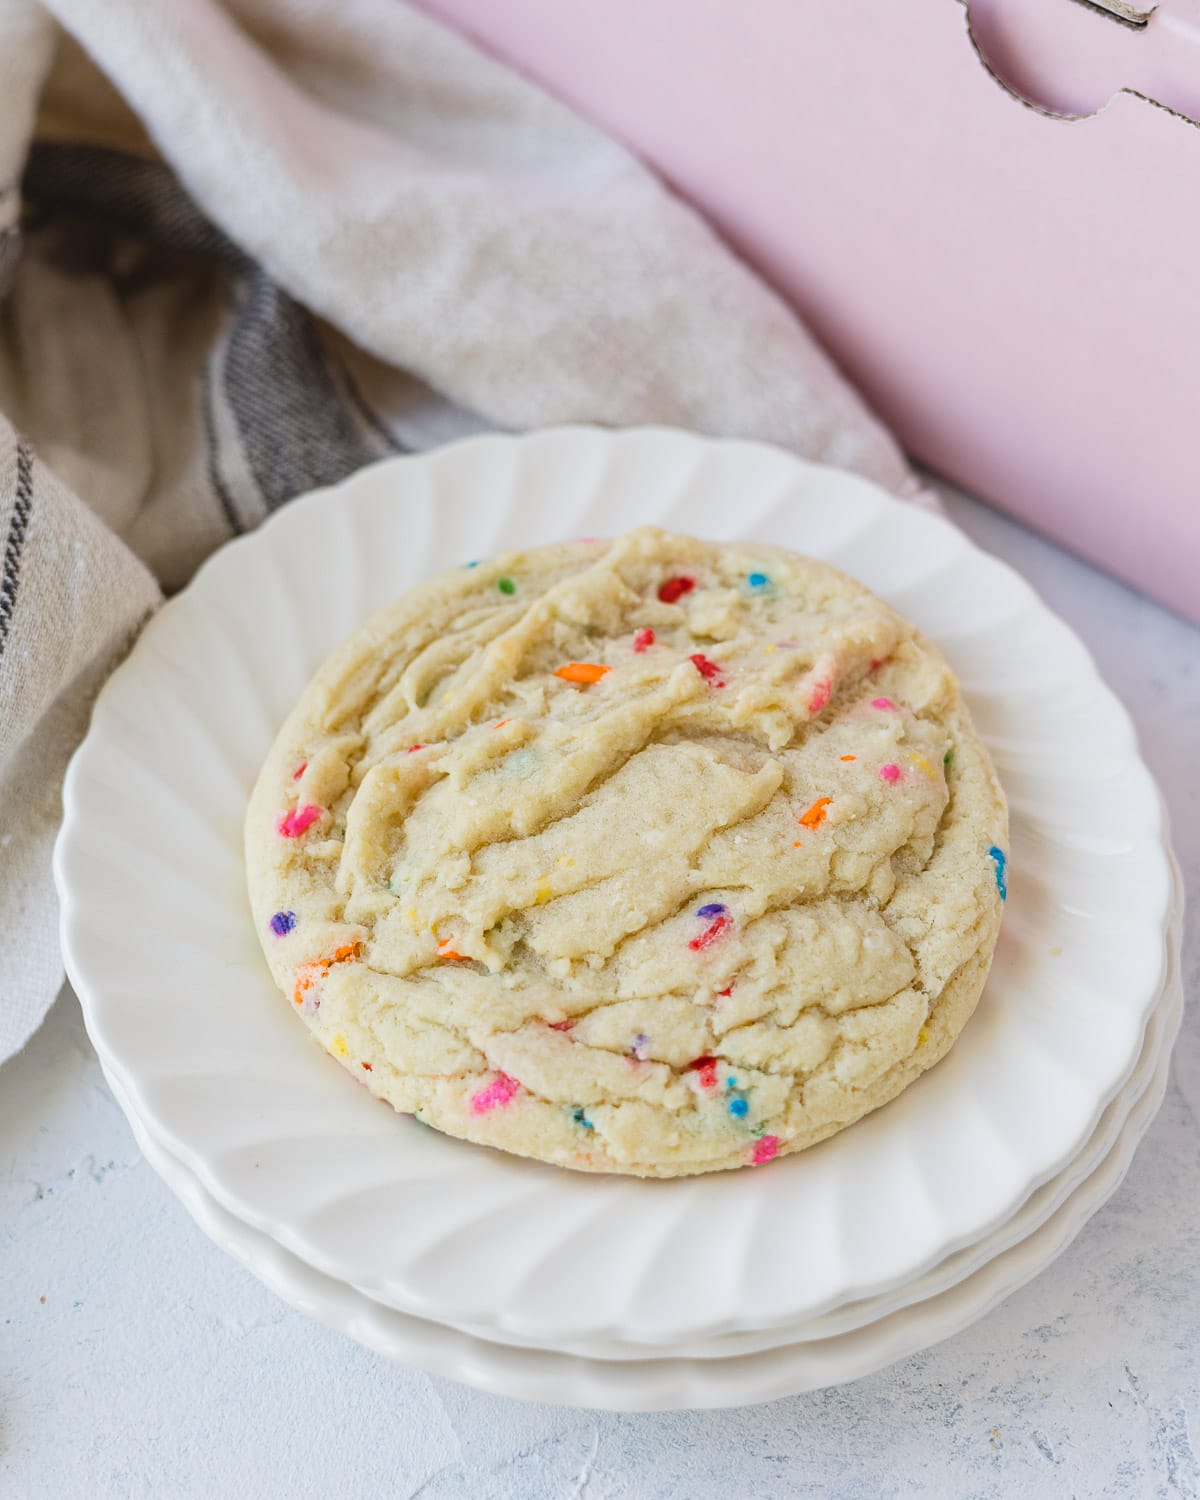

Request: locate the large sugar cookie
(246, 526), (1007, 1176)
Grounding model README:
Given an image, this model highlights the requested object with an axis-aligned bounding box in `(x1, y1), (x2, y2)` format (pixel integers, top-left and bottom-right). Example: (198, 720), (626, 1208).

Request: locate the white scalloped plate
(405, 857), (1184, 1360)
(107, 923), (1182, 1408)
(56, 428), (1174, 1350)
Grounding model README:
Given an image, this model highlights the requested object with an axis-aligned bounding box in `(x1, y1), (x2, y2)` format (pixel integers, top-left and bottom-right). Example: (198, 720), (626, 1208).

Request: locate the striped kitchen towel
(0, 0), (913, 1063)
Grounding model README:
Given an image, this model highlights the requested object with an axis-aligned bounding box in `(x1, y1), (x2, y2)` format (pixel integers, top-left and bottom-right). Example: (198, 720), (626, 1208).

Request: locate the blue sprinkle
(506, 748), (538, 780)
(572, 1107), (594, 1131)
(465, 560), (480, 568)
(726, 1076), (737, 1090)
(747, 571), (770, 589)
(728, 1097), (749, 1119)
(988, 845), (1008, 901)
(696, 902), (728, 919)
(269, 910), (296, 937)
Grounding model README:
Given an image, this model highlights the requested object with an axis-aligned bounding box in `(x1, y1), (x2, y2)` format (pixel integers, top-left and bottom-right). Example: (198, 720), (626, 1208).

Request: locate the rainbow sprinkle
(507, 749), (538, 779)
(750, 1135), (780, 1165)
(658, 574), (695, 604)
(871, 697), (897, 711)
(497, 577), (516, 595)
(689, 652), (725, 687)
(554, 661), (611, 685)
(292, 941), (360, 1008)
(728, 1096), (749, 1119)
(632, 1032), (650, 1060)
(291, 762), (306, 781)
(689, 905), (732, 951)
(879, 764), (903, 784)
(632, 627), (656, 653)
(798, 796), (832, 831)
(277, 804), (322, 838)
(269, 910), (296, 937)
(989, 845), (1008, 900)
(470, 1073), (520, 1114)
(688, 1056), (720, 1090)
(572, 1107), (594, 1131)
(746, 571), (770, 590)
(808, 677), (832, 713)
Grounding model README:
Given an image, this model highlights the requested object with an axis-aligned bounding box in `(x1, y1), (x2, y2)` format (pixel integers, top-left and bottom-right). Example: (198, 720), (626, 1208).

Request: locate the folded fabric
(0, 0), (914, 1065)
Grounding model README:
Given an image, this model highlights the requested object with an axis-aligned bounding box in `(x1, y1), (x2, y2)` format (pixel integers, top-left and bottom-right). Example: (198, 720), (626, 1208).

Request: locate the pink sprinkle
(689, 653), (725, 688)
(277, 804), (323, 838)
(871, 697), (897, 711)
(292, 762), (307, 781)
(470, 1073), (520, 1114)
(689, 913), (732, 951)
(751, 1134), (781, 1165)
(808, 677), (832, 713)
(548, 1019), (574, 1032)
(632, 627), (656, 653)
(879, 763), (903, 784)
(407, 744), (425, 754)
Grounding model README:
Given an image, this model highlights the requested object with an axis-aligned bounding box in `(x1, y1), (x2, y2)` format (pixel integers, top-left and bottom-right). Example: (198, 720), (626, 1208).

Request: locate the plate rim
(56, 424), (1177, 1347)
(106, 922), (1183, 1409)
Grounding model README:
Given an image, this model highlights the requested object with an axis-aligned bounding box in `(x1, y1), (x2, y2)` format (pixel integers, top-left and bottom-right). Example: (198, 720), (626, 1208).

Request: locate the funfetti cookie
(246, 526), (1008, 1177)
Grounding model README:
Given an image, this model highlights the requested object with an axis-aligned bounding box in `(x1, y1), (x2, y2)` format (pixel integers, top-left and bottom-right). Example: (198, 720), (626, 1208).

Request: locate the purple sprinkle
(696, 903), (728, 919)
(632, 1032), (650, 1060)
(269, 910), (296, 937)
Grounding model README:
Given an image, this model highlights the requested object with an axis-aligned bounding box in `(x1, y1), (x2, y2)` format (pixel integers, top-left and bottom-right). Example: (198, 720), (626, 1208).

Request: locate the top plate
(56, 427), (1172, 1349)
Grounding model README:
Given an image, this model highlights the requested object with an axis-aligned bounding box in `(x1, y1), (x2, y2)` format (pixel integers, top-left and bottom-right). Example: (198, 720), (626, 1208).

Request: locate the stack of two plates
(56, 430), (1182, 1410)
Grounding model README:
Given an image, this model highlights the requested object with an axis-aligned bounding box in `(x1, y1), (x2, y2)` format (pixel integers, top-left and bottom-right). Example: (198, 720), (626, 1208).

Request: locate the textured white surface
(3, 483), (1198, 1498)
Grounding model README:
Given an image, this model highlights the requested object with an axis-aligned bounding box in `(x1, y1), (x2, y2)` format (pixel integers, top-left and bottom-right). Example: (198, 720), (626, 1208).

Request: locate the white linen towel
(0, 0), (914, 1063)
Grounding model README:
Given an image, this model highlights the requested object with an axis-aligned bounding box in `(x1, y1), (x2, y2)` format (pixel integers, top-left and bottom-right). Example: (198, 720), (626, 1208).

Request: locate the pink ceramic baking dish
(419, 0), (1200, 622)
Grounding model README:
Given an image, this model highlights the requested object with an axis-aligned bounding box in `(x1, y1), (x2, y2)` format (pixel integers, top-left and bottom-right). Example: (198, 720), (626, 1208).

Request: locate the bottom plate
(110, 929), (1181, 1410)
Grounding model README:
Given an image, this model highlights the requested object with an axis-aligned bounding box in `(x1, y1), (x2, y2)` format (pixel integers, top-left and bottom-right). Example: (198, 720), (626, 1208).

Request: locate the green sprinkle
(506, 749), (538, 780)
(497, 577), (516, 595)
(944, 749), (954, 767)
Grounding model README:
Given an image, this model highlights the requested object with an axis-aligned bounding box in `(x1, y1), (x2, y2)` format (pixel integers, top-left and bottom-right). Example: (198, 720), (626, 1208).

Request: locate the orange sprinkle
(798, 796), (832, 831)
(554, 661), (611, 685)
(493, 719), (512, 730)
(293, 941), (360, 1005)
(361, 1061), (373, 1071)
(793, 840), (802, 847)
(437, 938), (470, 961)
(840, 754), (856, 762)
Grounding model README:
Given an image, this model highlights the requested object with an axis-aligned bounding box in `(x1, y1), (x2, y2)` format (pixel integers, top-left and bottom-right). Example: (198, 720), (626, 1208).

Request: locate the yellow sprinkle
(535, 883), (553, 904)
(332, 1033), (348, 1056)
(763, 643), (776, 654)
(917, 1025), (931, 1048)
(908, 752), (936, 779)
